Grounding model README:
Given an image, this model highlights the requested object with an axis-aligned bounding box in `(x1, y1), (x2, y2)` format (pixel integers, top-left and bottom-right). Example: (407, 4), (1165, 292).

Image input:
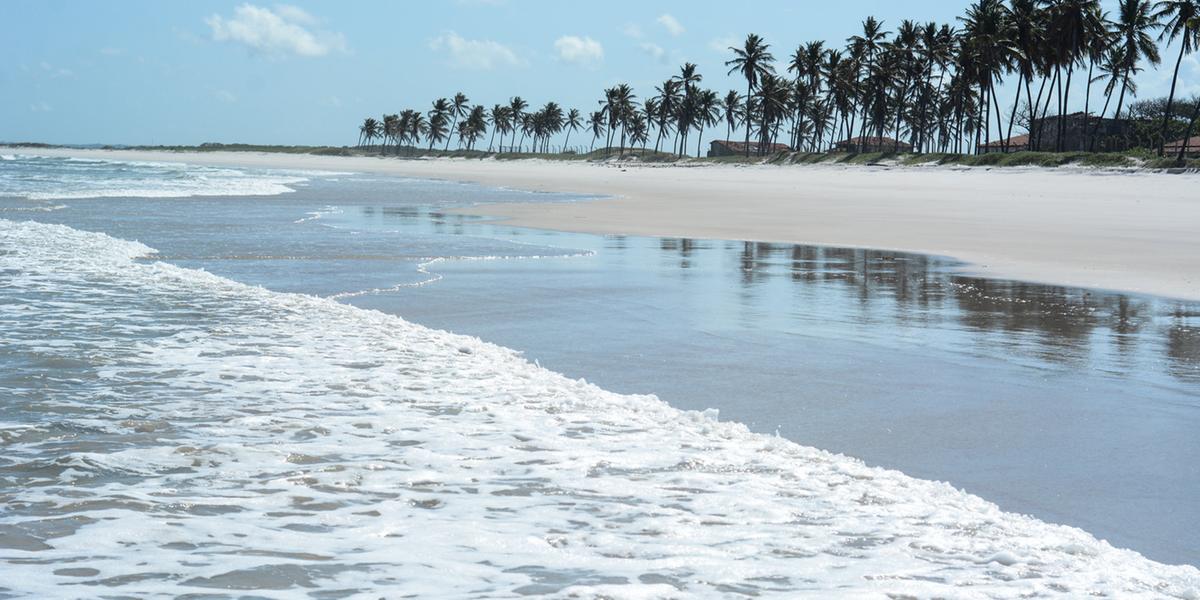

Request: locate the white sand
(13, 147), (1200, 300)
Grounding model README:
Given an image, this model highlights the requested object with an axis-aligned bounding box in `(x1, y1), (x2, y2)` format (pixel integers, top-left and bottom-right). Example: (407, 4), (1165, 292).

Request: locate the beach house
(707, 140), (792, 157)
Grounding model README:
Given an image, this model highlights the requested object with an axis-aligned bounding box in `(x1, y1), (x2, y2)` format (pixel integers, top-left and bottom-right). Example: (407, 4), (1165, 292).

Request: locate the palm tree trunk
(1089, 88), (1113, 152)
(1160, 42), (1188, 156)
(745, 81), (753, 157)
(1005, 77), (1024, 153)
(1059, 65), (1073, 152)
(563, 130), (572, 153)
(990, 78), (1005, 153)
(1082, 58), (1094, 152)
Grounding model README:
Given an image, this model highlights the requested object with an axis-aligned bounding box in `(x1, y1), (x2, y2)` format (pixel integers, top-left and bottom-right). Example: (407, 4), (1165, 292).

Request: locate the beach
(15, 146), (1200, 301)
(2, 150), (1199, 596)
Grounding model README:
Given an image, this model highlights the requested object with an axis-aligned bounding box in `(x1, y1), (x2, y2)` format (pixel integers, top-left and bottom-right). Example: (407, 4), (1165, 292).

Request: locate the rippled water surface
(1, 154), (1198, 597)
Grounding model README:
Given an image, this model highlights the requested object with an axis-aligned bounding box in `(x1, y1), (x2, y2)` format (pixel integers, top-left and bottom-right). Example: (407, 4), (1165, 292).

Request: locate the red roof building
(1164, 136), (1200, 156)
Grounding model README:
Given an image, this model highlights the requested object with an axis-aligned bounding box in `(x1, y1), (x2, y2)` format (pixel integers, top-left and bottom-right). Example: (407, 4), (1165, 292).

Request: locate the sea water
(1, 153), (1198, 597)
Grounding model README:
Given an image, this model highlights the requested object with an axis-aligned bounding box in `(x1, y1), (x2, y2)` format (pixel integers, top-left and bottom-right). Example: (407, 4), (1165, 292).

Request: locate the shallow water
(1, 154), (1198, 597)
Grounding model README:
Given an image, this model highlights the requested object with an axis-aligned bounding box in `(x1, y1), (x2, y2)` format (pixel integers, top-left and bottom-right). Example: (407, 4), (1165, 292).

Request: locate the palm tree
(720, 90), (744, 145)
(562, 108), (582, 152)
(446, 92), (470, 150)
(586, 110), (606, 152)
(461, 105), (487, 150)
(652, 79), (681, 153)
(487, 104), (507, 152)
(849, 17), (890, 151)
(358, 117), (379, 148)
(1106, 0), (1163, 129)
(428, 98), (450, 151)
(507, 96), (528, 152)
(694, 89), (722, 157)
(726, 34), (776, 156)
(408, 112), (428, 150)
(1153, 0), (1200, 154)
(1006, 0), (1045, 151)
(1089, 47), (1138, 149)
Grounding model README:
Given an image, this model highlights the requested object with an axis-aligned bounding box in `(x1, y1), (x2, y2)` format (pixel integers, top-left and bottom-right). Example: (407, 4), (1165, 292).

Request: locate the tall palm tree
(408, 112), (428, 150)
(694, 89), (722, 156)
(720, 90), (744, 145)
(849, 17), (890, 151)
(487, 104), (508, 152)
(1046, 0), (1105, 150)
(1089, 47), (1138, 149)
(1108, 0), (1163, 126)
(358, 117), (379, 148)
(428, 98), (450, 151)
(446, 92), (470, 150)
(1153, 0), (1200, 154)
(652, 79), (682, 153)
(505, 97), (527, 152)
(1007, 0), (1046, 150)
(586, 110), (606, 152)
(562, 108), (582, 152)
(726, 34), (776, 156)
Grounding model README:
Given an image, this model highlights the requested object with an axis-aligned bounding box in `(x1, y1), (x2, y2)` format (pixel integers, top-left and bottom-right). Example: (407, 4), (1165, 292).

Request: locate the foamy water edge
(1, 218), (1198, 599)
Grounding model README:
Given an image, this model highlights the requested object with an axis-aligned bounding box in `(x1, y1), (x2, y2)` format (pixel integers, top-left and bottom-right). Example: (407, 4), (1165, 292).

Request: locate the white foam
(0, 155), (315, 200)
(1, 218), (1198, 598)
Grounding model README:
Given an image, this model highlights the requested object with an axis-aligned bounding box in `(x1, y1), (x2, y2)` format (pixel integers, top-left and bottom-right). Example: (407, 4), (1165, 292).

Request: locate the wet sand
(11, 147), (1200, 301)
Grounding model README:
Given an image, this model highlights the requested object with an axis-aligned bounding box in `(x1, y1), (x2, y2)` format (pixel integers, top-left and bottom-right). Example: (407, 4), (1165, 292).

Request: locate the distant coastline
(5, 141), (1199, 171)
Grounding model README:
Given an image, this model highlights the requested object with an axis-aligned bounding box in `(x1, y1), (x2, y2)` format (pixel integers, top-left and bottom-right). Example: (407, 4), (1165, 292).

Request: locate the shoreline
(9, 146), (1200, 301)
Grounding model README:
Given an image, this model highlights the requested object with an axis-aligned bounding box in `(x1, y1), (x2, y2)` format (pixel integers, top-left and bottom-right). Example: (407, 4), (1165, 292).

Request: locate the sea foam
(0, 218), (1197, 598)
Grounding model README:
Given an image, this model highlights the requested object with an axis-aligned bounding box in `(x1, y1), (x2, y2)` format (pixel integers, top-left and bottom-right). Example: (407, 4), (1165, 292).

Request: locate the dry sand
(14, 147), (1200, 301)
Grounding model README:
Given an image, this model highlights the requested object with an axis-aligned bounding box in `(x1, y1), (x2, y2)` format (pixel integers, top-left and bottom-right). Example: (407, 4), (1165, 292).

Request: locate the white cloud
(215, 89), (237, 103)
(639, 42), (666, 63)
(429, 31), (525, 69)
(205, 4), (346, 57)
(621, 23), (643, 39)
(554, 35), (603, 66)
(39, 61), (74, 78)
(657, 14), (684, 37)
(272, 4), (316, 25)
(709, 35), (738, 53)
(30, 102), (52, 112)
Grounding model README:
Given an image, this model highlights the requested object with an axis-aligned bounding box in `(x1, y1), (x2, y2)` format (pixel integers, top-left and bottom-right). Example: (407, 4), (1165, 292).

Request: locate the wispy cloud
(205, 4), (346, 57)
(709, 36), (738, 53)
(30, 102), (52, 112)
(621, 23), (643, 39)
(554, 35), (603, 67)
(429, 31), (525, 70)
(639, 42), (666, 63)
(657, 14), (684, 37)
(39, 61), (74, 79)
(215, 89), (237, 103)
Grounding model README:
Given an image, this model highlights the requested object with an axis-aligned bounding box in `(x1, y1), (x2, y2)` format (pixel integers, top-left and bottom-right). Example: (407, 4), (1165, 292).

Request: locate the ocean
(1, 153), (1197, 598)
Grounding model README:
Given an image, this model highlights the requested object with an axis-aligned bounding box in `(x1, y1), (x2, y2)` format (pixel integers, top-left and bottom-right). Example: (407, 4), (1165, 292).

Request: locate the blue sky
(3, 0), (1197, 147)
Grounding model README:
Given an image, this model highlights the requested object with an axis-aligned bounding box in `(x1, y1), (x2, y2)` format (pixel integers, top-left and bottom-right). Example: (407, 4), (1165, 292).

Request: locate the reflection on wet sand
(373, 205), (1200, 384)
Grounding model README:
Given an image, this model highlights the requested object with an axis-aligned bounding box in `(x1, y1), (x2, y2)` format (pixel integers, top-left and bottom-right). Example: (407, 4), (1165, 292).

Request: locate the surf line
(328, 249), (596, 300)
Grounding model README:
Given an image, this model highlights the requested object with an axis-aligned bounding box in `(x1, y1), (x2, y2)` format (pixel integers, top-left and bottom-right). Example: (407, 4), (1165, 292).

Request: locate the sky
(3, 0), (1197, 148)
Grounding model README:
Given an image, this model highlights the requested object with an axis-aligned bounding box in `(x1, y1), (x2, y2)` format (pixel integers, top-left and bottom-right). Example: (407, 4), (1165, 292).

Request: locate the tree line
(359, 0), (1200, 160)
